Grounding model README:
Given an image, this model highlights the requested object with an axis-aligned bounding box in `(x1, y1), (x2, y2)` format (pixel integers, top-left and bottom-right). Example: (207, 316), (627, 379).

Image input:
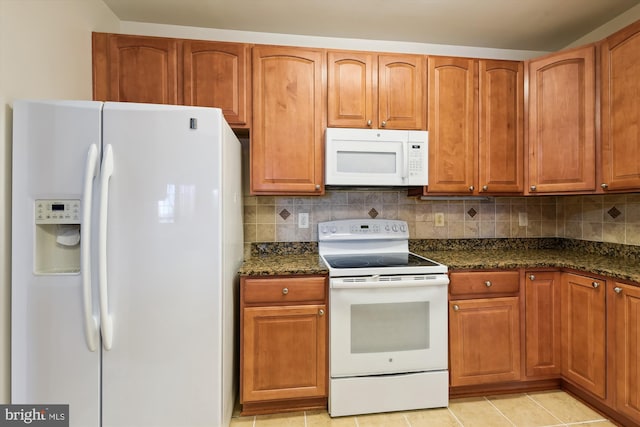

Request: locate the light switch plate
(298, 212), (309, 229)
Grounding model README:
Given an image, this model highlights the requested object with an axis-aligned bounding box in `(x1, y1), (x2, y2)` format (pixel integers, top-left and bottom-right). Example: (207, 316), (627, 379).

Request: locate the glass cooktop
(322, 252), (440, 269)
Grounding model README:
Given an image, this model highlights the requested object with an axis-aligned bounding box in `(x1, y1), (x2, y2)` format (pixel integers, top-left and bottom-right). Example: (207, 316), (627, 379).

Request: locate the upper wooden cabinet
(93, 33), (179, 104)
(478, 60), (524, 194)
(527, 45), (597, 194)
(183, 40), (250, 127)
(251, 45), (326, 195)
(427, 57), (523, 195)
(92, 33), (250, 128)
(427, 56), (477, 194)
(600, 20), (640, 192)
(327, 51), (425, 129)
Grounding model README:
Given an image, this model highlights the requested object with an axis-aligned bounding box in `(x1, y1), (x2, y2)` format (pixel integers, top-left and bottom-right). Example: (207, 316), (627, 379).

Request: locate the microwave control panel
(406, 140), (428, 185)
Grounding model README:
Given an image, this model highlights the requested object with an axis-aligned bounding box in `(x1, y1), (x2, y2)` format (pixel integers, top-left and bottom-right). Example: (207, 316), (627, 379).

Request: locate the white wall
(566, 3), (640, 48)
(120, 21), (549, 61)
(0, 0), (120, 403)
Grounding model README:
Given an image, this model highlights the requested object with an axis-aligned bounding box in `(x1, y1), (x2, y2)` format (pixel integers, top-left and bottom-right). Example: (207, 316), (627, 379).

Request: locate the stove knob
(385, 224), (390, 231)
(400, 224), (407, 232)
(392, 225), (398, 232)
(330, 226), (337, 233)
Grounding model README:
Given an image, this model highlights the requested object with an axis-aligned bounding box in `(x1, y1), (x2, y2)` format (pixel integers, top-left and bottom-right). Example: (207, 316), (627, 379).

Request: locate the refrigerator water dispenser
(34, 199), (81, 274)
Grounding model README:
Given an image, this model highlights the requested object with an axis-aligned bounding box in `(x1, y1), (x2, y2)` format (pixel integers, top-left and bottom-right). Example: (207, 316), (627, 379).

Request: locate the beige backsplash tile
(242, 191), (640, 246)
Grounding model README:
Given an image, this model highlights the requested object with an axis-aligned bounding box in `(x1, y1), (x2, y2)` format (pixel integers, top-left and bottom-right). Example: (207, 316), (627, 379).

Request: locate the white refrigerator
(11, 100), (244, 427)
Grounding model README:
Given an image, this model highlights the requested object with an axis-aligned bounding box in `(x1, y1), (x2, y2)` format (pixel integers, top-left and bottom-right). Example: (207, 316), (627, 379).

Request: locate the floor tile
(306, 410), (357, 427)
(487, 393), (563, 427)
(355, 411), (410, 427)
(403, 407), (462, 427)
(254, 411), (306, 427)
(528, 390), (606, 424)
(448, 397), (513, 427)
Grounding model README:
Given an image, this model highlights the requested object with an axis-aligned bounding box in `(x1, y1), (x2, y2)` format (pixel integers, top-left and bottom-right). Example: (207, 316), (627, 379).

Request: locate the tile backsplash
(243, 190), (640, 248)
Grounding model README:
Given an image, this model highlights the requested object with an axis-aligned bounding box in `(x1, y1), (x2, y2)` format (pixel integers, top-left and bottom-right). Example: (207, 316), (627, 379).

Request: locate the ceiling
(102, 0), (640, 51)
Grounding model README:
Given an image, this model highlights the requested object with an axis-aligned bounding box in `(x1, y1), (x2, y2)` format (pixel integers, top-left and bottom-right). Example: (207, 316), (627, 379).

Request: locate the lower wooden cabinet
(240, 275), (328, 415)
(525, 271), (562, 377)
(610, 282), (640, 424)
(561, 272), (606, 399)
(449, 271), (521, 387)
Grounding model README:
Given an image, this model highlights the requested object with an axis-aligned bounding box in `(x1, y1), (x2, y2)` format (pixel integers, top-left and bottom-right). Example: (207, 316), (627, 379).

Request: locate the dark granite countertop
(239, 239), (640, 284)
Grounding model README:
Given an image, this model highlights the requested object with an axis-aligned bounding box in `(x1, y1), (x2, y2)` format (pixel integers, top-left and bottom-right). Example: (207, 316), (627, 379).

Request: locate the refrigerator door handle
(81, 144), (100, 352)
(99, 144), (114, 350)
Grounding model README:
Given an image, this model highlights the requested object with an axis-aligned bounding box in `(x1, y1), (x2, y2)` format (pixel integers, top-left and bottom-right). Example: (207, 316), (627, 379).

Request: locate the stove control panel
(318, 219), (408, 240)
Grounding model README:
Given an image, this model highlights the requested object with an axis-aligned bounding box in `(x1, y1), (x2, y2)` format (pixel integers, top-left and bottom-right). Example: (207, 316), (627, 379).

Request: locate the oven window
(351, 302), (430, 353)
(336, 151), (397, 174)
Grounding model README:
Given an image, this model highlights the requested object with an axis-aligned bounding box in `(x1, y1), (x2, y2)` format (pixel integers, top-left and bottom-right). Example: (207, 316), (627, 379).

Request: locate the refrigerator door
(100, 103), (240, 427)
(11, 100), (102, 427)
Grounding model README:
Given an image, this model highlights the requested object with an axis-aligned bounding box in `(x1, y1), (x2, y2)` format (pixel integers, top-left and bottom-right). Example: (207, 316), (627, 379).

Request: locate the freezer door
(11, 100), (102, 427)
(100, 103), (242, 427)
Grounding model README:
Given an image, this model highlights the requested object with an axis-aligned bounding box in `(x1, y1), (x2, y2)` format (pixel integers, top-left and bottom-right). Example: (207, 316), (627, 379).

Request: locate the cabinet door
(183, 41), (250, 127)
(478, 60), (524, 194)
(527, 45), (596, 194)
(251, 46), (325, 195)
(93, 33), (179, 104)
(601, 21), (640, 191)
(327, 51), (376, 128)
(449, 297), (521, 386)
(561, 273), (606, 398)
(610, 282), (640, 424)
(242, 305), (327, 403)
(378, 54), (426, 130)
(525, 271), (561, 377)
(427, 57), (477, 194)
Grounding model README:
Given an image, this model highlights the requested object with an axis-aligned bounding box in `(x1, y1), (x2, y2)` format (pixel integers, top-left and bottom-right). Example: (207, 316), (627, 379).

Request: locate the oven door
(330, 275), (448, 378)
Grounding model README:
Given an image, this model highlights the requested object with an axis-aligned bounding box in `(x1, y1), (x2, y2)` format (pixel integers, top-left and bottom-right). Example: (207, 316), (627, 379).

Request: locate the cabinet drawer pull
(592, 282), (600, 289)
(529, 274), (536, 281)
(614, 286), (623, 294)
(318, 309), (325, 316)
(453, 304), (460, 311)
(484, 281), (492, 287)
(282, 287), (289, 295)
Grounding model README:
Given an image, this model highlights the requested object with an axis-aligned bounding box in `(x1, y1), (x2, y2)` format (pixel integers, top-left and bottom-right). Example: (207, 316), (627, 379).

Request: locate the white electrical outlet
(435, 212), (445, 227)
(519, 212), (528, 227)
(298, 212), (309, 229)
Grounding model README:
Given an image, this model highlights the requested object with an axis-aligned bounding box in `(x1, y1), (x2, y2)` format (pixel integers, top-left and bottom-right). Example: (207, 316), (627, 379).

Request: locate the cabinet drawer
(243, 276), (326, 304)
(450, 271), (520, 297)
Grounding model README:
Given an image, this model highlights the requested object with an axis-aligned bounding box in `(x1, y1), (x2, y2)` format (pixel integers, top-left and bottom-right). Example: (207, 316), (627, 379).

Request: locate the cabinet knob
(315, 184), (321, 190)
(366, 120), (372, 127)
(318, 309), (325, 316)
(482, 185), (488, 191)
(469, 186), (475, 192)
(601, 183), (609, 190)
(484, 281), (492, 287)
(282, 287), (289, 295)
(452, 304), (460, 311)
(592, 282), (600, 289)
(529, 274), (536, 281)
(530, 185), (537, 192)
(614, 286), (623, 294)
(380, 120), (387, 128)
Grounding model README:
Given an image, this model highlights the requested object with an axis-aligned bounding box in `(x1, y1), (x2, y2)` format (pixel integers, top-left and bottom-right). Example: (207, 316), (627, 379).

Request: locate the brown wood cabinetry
(426, 57), (523, 195)
(92, 33), (250, 127)
(183, 40), (250, 127)
(524, 271), (561, 377)
(327, 51), (425, 129)
(93, 33), (179, 104)
(600, 20), (640, 192)
(527, 45), (597, 194)
(609, 282), (640, 424)
(251, 45), (326, 195)
(240, 275), (328, 415)
(449, 271), (521, 387)
(561, 272), (606, 399)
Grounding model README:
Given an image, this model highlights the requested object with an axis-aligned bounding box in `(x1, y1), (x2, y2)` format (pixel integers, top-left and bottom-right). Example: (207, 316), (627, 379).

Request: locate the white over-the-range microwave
(325, 128), (428, 187)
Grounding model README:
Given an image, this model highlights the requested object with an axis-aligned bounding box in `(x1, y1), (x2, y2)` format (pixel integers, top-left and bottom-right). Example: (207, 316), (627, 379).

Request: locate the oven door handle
(331, 276), (449, 289)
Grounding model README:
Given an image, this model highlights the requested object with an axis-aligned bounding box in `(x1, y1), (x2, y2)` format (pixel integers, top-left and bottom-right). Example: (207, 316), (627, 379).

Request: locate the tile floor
(230, 390), (617, 427)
